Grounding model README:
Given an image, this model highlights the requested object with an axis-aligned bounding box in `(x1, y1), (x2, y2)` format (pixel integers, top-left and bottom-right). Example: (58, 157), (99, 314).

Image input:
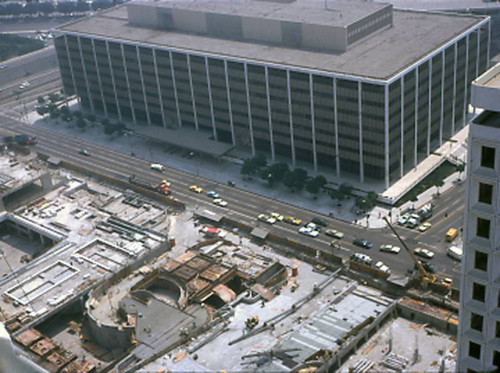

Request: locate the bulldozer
(383, 217), (452, 293)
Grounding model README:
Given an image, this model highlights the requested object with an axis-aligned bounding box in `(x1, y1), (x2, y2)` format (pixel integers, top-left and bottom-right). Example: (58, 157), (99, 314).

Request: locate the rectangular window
(497, 322), (500, 338)
(494, 350), (500, 368)
(477, 217), (490, 239)
(474, 251), (488, 271)
(469, 341), (481, 360)
(472, 283), (486, 302)
(471, 313), (483, 332)
(478, 183), (493, 204)
(481, 146), (495, 168)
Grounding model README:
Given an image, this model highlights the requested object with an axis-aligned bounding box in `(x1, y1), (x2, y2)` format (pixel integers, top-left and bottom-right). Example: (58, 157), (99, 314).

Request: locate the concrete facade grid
(55, 17), (488, 187)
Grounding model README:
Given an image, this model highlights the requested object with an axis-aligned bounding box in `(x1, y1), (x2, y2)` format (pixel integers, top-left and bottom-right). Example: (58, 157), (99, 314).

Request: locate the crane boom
(382, 217), (434, 282)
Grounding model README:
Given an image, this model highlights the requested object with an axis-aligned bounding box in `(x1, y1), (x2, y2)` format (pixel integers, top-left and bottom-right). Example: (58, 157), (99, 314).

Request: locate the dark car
(353, 238), (373, 249)
(227, 180), (235, 187)
(311, 217), (328, 227)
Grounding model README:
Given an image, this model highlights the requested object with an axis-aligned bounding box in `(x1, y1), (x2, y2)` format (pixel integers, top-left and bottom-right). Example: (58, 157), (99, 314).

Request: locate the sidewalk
(26, 104), (468, 230)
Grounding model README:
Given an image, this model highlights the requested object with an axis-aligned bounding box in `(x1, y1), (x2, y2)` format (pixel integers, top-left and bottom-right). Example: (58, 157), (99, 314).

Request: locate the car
(311, 217), (328, 227)
(325, 229), (344, 239)
(379, 244), (401, 254)
(414, 247), (434, 259)
(227, 180), (235, 187)
(418, 222), (432, 232)
(306, 222), (320, 232)
(150, 163), (164, 172)
(447, 246), (463, 261)
(258, 214), (276, 224)
(397, 214), (410, 226)
(351, 253), (372, 266)
(353, 238), (373, 249)
(161, 179), (171, 187)
(79, 149), (91, 156)
(284, 216), (302, 225)
(19, 81), (30, 89)
(0, 65), (7, 70)
(406, 217), (419, 229)
(298, 226), (319, 237)
(270, 212), (284, 221)
(375, 261), (391, 274)
(213, 198), (228, 207)
(189, 185), (203, 193)
(206, 191), (220, 199)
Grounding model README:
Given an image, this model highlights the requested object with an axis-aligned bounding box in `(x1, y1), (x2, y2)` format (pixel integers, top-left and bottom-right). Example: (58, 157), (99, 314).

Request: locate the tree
(49, 106), (60, 120)
(73, 110), (83, 119)
(329, 189), (344, 202)
(282, 170), (295, 190)
(315, 175), (327, 189)
(269, 162), (289, 183)
(48, 92), (61, 103)
(254, 153), (267, 168)
(241, 158), (256, 177)
(86, 113), (96, 124)
(101, 118), (110, 127)
(103, 124), (116, 136)
(76, 117), (87, 130)
(339, 183), (353, 196)
(36, 105), (49, 117)
(305, 178), (320, 196)
(114, 122), (126, 136)
(293, 168), (308, 191)
(37, 96), (45, 104)
(434, 179), (445, 196)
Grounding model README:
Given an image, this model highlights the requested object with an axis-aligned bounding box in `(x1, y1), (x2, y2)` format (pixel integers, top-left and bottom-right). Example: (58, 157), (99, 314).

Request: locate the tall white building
(457, 63), (500, 373)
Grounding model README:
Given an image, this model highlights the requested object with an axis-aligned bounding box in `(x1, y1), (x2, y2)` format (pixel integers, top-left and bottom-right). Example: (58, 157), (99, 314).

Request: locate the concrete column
(168, 51), (182, 128)
(244, 63), (255, 156)
(333, 78), (340, 177)
(224, 60), (236, 146)
(309, 74), (318, 172)
(440, 50), (445, 146)
(463, 34), (469, 126)
(358, 81), (364, 183)
(63, 35), (78, 102)
(91, 38), (108, 117)
(427, 59), (432, 156)
(287, 70), (296, 167)
(121, 43), (137, 124)
(451, 43), (457, 134)
(264, 66), (275, 161)
(105, 41), (122, 121)
(136, 46), (151, 126)
(384, 84), (389, 189)
(76, 36), (95, 113)
(476, 28), (480, 80)
(205, 56), (217, 140)
(400, 77), (404, 178)
(414, 67), (418, 167)
(487, 22), (491, 69)
(186, 54), (199, 130)
(152, 49), (166, 128)
(39, 233), (45, 246)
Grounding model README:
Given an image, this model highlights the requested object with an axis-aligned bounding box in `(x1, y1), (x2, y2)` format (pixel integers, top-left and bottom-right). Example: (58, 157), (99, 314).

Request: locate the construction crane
(383, 217), (451, 291)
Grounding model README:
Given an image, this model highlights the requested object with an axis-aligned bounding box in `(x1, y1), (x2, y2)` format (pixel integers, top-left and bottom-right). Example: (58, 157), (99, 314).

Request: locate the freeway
(0, 44), (467, 286)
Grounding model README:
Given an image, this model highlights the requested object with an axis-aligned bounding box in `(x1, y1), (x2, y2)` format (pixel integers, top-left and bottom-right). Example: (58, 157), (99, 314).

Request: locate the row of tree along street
(240, 154), (379, 212)
(0, 1), (120, 17)
(35, 94), (126, 136)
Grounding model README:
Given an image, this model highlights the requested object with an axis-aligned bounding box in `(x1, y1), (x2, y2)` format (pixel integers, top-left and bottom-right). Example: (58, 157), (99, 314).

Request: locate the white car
(375, 261), (391, 274)
(213, 198), (228, 207)
(150, 163), (164, 172)
(414, 247), (435, 259)
(379, 244), (401, 254)
(298, 226), (319, 237)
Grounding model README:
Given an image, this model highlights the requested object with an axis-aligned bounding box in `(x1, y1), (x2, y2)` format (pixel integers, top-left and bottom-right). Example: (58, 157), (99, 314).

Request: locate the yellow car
(284, 216), (302, 225)
(270, 212), (284, 221)
(161, 179), (171, 187)
(189, 185), (203, 193)
(418, 222), (432, 232)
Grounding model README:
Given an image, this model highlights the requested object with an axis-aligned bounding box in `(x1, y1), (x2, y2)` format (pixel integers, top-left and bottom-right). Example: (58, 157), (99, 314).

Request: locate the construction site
(0, 148), (460, 373)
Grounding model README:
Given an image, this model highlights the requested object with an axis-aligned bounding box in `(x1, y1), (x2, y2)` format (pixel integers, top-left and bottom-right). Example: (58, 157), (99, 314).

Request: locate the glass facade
(55, 22), (489, 186)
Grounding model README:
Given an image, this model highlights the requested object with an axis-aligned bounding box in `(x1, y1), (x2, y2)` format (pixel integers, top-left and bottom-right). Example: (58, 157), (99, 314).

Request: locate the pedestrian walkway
(26, 102), (469, 230)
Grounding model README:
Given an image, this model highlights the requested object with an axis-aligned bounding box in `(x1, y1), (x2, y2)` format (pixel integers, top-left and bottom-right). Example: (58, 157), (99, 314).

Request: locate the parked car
(306, 222), (321, 232)
(447, 246), (463, 261)
(298, 226), (319, 237)
(375, 261), (391, 274)
(351, 253), (372, 266)
(325, 229), (344, 239)
(414, 247), (434, 259)
(312, 217), (328, 227)
(379, 244), (401, 254)
(150, 163), (164, 172)
(206, 191), (220, 199)
(397, 214), (410, 226)
(353, 238), (373, 249)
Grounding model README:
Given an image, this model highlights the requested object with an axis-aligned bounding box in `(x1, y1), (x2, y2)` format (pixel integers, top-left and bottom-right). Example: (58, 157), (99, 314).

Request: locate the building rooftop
(54, 0), (485, 80)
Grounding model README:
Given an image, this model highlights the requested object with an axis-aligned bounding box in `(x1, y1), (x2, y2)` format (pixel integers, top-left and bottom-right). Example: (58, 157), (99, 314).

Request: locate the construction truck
(129, 175), (171, 195)
(383, 217), (451, 293)
(245, 315), (259, 330)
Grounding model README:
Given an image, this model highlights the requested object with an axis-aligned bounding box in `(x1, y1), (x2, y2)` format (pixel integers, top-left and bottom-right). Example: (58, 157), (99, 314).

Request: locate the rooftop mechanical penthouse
(53, 0), (490, 188)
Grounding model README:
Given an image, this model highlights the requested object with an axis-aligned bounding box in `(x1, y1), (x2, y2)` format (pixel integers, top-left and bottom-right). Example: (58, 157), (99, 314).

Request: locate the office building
(53, 0), (490, 188)
(457, 63), (500, 373)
